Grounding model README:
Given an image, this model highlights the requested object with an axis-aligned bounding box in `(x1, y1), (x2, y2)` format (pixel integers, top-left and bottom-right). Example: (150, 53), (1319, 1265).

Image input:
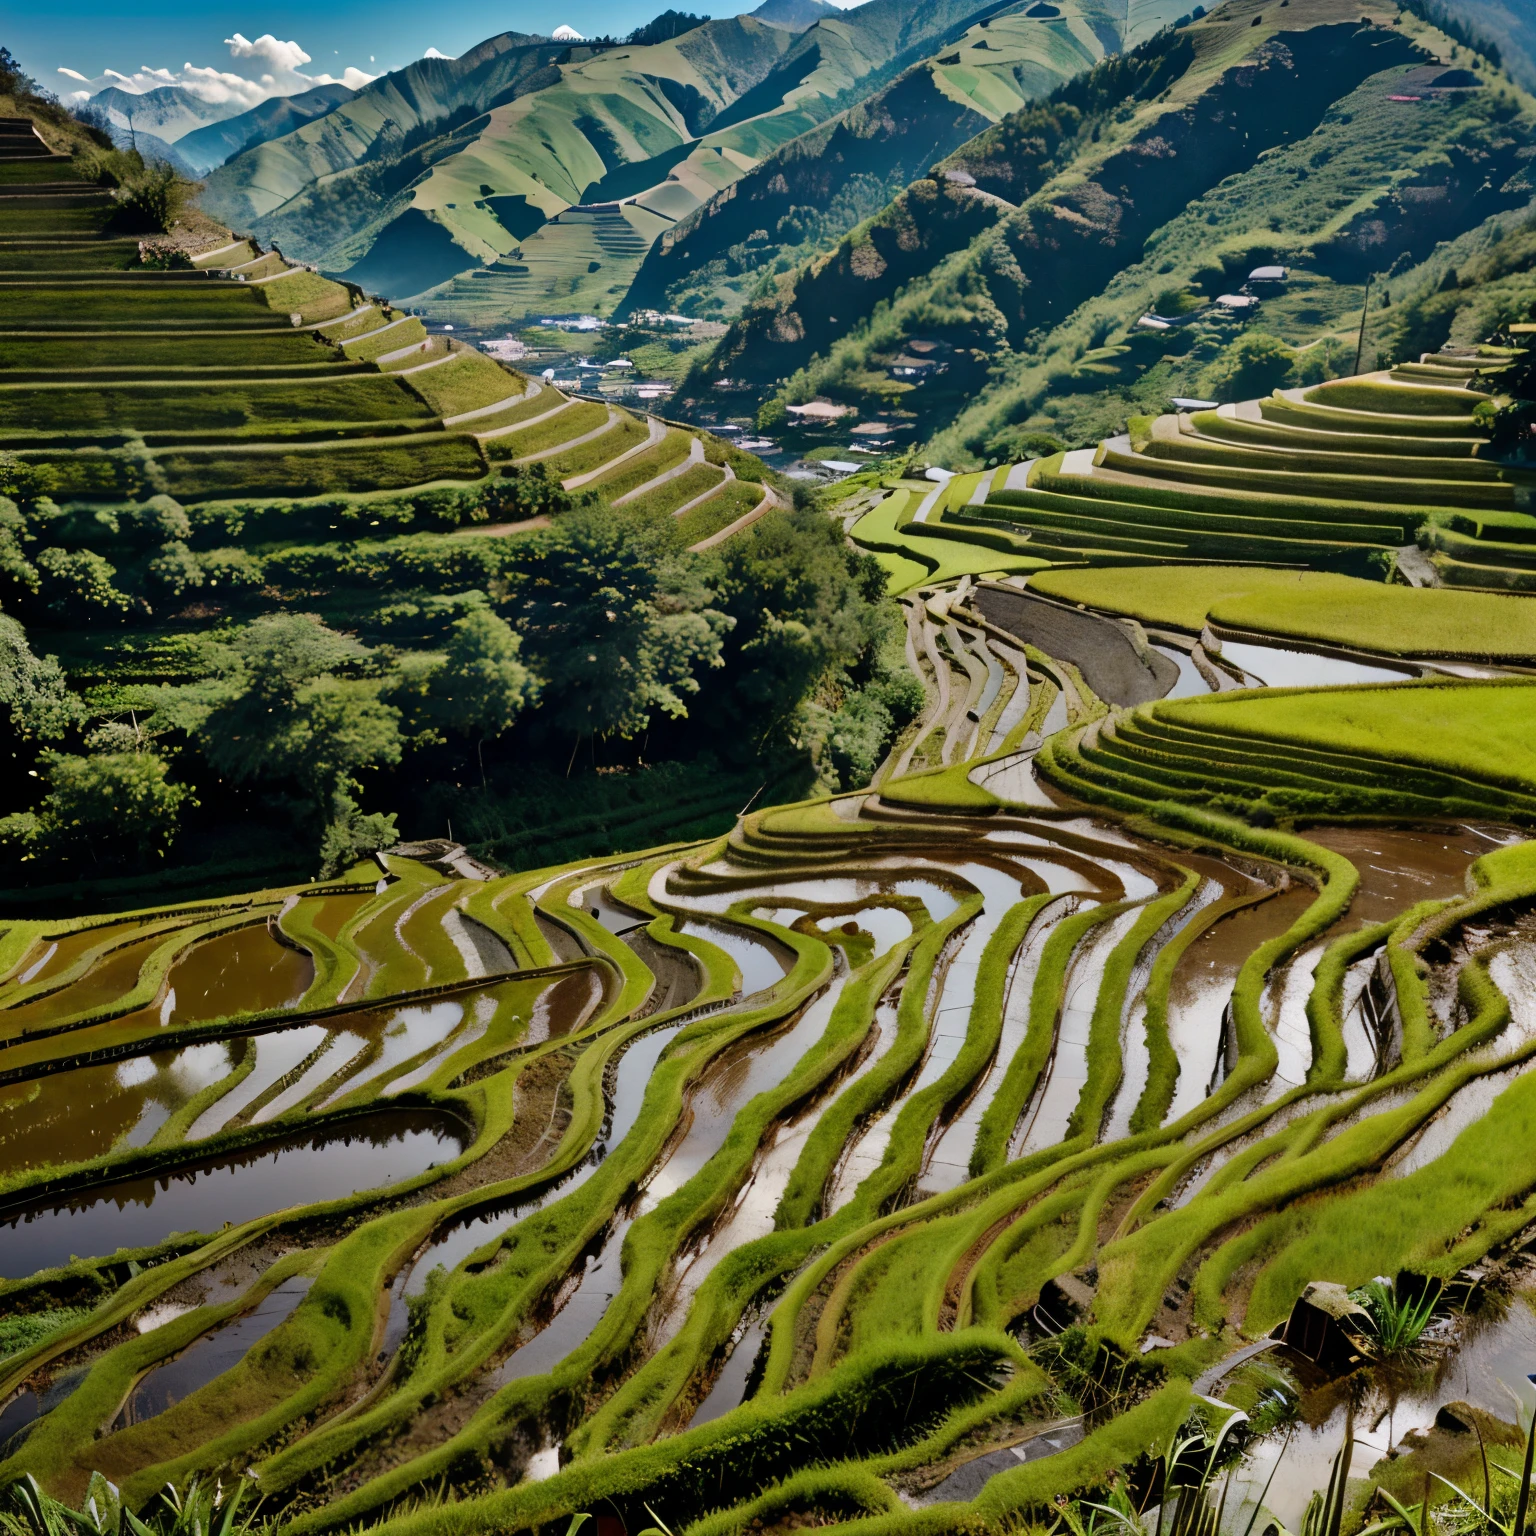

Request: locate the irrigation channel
(6, 618), (1536, 1535)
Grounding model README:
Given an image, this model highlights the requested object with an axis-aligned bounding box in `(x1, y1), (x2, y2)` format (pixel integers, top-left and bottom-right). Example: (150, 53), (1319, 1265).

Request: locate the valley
(5, 3), (1536, 1535)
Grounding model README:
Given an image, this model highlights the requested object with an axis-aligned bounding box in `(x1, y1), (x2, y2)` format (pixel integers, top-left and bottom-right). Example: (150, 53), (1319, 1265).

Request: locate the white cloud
(58, 31), (377, 111)
(423, 47), (457, 59)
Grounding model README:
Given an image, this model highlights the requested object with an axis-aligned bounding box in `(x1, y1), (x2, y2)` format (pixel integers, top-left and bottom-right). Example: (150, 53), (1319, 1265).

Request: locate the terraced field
(0, 116), (779, 546)
(854, 353), (1536, 594)
(10, 553), (1536, 1534)
(13, 91), (1536, 1536)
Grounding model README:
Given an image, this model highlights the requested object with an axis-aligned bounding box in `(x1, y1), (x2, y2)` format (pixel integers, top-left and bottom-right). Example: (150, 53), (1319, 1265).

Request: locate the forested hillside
(689, 0), (1536, 466)
(0, 66), (911, 909)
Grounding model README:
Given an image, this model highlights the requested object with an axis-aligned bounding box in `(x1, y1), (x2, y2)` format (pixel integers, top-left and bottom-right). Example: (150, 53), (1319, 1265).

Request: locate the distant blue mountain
(174, 82), (357, 173)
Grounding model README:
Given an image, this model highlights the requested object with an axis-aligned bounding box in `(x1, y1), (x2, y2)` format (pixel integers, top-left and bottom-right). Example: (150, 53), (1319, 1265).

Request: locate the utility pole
(1353, 272), (1374, 376)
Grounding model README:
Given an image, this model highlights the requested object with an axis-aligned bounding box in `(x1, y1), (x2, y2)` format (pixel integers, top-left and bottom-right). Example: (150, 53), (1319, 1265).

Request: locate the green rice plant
(0, 1471), (258, 1536)
(338, 319), (426, 363)
(1301, 1430), (1353, 1536)
(153, 436), (486, 499)
(1427, 1380), (1536, 1536)
(487, 400), (607, 460)
(586, 431), (691, 499)
(398, 354), (523, 419)
(540, 414), (649, 479)
(622, 462), (725, 517)
(251, 270), (351, 325)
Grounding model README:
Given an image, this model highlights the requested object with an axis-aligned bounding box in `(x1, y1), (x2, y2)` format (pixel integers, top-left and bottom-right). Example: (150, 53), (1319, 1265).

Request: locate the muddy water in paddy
(0, 929), (175, 1038)
(486, 985), (843, 1384)
(0, 923), (314, 1077)
(1215, 639), (1415, 688)
(0, 980), (526, 1179)
(400, 1014), (691, 1303)
(1302, 825), (1486, 922)
(4, 920), (150, 992)
(1161, 887), (1311, 1123)
(115, 1275), (315, 1427)
(0, 1110), (465, 1280)
(1228, 1292), (1536, 1536)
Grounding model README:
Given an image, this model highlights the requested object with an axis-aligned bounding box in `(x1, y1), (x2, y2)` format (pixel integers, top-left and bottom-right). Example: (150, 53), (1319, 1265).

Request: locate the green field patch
(253, 269), (355, 324)
(0, 376), (431, 435)
(622, 461), (725, 516)
(1159, 679), (1536, 796)
(540, 414), (650, 479)
(340, 318), (428, 362)
(488, 399), (608, 459)
(675, 477), (763, 544)
(1029, 564), (1536, 661)
(0, 283), (271, 325)
(0, 330), (335, 370)
(147, 435), (487, 499)
(585, 430), (692, 500)
(401, 352), (526, 418)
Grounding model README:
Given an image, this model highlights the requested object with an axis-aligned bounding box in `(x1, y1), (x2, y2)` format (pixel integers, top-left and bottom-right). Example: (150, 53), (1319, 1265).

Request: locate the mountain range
(79, 0), (1536, 452)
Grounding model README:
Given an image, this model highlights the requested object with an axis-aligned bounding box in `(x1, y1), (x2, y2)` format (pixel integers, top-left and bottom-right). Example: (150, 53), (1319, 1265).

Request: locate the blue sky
(11, 0), (777, 107)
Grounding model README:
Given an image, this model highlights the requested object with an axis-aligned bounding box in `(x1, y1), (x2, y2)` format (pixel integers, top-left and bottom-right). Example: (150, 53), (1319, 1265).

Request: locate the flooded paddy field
(3, 726), (1535, 1536)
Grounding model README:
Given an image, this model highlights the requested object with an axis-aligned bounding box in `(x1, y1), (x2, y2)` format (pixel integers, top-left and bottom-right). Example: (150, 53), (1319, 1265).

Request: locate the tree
(34, 547), (132, 620)
(706, 506), (886, 750)
(392, 610), (534, 784)
(1201, 330), (1298, 401)
(481, 463), (576, 521)
(0, 749), (190, 864)
(146, 540), (203, 598)
(147, 613), (403, 861)
(0, 614), (84, 741)
(503, 507), (731, 745)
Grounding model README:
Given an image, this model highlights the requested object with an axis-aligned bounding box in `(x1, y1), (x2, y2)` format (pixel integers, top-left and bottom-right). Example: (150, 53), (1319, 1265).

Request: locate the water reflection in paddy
(0, 922), (314, 1074)
(0, 981), (524, 1179)
(116, 1275), (314, 1427)
(1215, 640), (1414, 689)
(489, 982), (843, 1383)
(674, 922), (787, 997)
(402, 1017), (689, 1300)
(0, 1111), (465, 1279)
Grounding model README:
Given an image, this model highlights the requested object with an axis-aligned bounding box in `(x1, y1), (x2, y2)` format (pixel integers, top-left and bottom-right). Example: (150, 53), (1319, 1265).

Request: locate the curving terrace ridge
(8, 110), (1536, 1536)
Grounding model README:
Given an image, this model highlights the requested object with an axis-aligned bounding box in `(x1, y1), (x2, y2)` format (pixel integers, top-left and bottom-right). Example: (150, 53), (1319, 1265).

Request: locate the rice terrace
(9, 0), (1536, 1534)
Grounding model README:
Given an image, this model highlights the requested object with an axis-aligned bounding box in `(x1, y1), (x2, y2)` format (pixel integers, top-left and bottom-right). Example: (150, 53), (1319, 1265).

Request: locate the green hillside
(199, 0), (1173, 323)
(17, 21), (1536, 1536)
(695, 0), (1535, 465)
(0, 97), (851, 902)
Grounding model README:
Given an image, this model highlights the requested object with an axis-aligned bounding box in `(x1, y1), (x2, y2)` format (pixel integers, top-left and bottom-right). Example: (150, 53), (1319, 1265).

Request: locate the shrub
(3, 748), (191, 862)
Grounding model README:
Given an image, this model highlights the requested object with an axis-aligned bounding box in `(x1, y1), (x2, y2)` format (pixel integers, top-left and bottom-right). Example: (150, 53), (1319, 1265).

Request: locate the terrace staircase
(948, 353), (1536, 591)
(0, 112), (765, 532)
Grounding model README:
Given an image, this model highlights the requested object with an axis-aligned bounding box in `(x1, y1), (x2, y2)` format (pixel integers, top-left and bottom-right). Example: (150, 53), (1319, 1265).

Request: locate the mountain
(1415, 0), (1536, 89)
(684, 0), (1536, 468)
(88, 84), (243, 143)
(203, 0), (1172, 318)
(173, 82), (357, 173)
(750, 0), (843, 32)
(624, 0), (1169, 321)
(199, 35), (572, 234)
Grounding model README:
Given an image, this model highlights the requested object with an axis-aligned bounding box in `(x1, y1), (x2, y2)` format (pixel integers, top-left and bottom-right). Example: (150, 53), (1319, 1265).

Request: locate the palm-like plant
(1, 1475), (257, 1536)
(1350, 1280), (1442, 1356)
